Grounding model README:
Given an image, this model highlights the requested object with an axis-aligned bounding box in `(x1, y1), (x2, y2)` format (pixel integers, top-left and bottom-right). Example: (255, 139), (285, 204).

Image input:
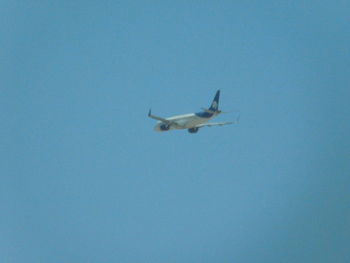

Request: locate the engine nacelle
(160, 124), (170, 131)
(188, 127), (199, 133)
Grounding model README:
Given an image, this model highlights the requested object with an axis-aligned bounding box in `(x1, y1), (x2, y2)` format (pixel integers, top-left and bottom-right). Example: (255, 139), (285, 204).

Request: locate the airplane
(148, 90), (236, 133)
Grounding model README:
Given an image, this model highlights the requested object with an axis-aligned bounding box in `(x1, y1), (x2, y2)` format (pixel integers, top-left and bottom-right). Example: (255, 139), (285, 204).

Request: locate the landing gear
(188, 127), (199, 133)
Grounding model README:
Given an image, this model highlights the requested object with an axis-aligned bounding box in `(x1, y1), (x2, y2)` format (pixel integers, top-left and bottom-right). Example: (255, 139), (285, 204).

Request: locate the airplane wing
(148, 109), (171, 124)
(195, 122), (234, 128)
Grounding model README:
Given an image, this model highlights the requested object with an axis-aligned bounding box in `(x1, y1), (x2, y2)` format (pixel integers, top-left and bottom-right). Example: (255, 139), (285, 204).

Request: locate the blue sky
(2, 1), (350, 262)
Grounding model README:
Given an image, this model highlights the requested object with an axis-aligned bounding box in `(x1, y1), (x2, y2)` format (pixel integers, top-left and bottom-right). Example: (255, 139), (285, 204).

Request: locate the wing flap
(195, 122), (234, 128)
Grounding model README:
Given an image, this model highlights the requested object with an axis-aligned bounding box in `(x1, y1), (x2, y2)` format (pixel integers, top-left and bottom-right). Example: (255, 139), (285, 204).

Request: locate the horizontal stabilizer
(201, 107), (215, 113)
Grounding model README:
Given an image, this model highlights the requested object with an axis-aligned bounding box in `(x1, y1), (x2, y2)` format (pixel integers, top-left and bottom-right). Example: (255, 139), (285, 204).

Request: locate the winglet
(236, 111), (240, 123)
(148, 108), (151, 117)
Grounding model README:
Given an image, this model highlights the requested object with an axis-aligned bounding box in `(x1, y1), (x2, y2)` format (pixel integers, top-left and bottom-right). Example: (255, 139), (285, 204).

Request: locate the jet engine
(160, 124), (170, 131)
(188, 127), (199, 133)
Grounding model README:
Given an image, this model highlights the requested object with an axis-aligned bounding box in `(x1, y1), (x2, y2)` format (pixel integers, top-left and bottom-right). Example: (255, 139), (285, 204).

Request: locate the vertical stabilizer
(209, 90), (220, 111)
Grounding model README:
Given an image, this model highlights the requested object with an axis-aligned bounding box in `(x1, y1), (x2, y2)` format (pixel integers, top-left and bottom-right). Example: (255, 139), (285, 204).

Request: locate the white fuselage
(154, 113), (215, 131)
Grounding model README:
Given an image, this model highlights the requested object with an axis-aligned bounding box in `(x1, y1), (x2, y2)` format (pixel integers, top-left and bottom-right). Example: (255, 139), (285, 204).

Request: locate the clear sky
(2, 1), (350, 262)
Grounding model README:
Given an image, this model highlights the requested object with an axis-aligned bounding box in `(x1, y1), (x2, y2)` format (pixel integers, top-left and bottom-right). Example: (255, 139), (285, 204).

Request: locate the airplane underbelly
(182, 117), (206, 128)
(154, 115), (211, 131)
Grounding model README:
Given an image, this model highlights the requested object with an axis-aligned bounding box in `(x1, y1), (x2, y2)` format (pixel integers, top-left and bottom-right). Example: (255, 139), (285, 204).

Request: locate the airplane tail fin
(209, 90), (220, 112)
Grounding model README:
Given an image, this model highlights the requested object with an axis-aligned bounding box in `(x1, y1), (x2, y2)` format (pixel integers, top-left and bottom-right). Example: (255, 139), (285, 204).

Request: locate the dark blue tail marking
(209, 90), (220, 111)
